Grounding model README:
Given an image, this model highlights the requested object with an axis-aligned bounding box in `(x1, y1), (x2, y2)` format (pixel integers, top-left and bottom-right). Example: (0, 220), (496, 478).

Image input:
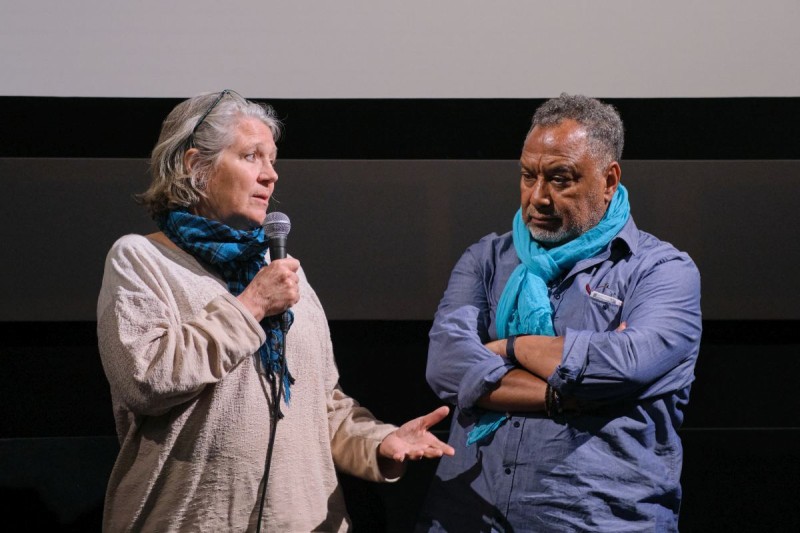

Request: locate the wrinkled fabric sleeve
(97, 238), (266, 416)
(550, 252), (702, 402)
(327, 384), (400, 482)
(427, 244), (513, 413)
(302, 290), (399, 483)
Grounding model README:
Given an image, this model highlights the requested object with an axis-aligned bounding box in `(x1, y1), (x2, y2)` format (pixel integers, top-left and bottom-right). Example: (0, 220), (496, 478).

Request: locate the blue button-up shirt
(417, 218), (702, 532)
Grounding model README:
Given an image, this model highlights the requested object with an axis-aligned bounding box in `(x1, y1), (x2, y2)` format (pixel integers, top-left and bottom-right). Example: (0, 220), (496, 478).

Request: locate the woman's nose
(260, 163), (278, 183)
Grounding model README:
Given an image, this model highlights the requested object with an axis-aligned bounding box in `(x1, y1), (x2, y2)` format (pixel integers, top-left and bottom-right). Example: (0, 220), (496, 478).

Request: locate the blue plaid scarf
(467, 185), (630, 445)
(157, 209), (294, 403)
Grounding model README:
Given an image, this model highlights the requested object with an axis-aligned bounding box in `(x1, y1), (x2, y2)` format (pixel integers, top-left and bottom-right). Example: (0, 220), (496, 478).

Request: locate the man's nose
(530, 179), (551, 207)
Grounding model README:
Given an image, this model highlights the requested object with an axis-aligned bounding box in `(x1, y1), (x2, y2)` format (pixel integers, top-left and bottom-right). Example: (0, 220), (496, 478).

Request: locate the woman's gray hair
(139, 91), (281, 218)
(530, 93), (624, 166)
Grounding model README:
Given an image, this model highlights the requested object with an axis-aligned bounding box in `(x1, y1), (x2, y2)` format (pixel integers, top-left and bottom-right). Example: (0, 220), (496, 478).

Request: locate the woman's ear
(183, 148), (199, 173)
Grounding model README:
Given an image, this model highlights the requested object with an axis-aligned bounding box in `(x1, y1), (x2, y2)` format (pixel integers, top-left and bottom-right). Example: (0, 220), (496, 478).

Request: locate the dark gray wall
(2, 158), (798, 321)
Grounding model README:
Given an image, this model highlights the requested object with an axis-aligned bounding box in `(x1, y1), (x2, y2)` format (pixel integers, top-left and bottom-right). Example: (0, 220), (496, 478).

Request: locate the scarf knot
(157, 210), (295, 404)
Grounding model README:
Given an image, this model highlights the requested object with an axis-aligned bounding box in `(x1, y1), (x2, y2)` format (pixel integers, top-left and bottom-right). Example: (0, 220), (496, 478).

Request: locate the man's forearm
(513, 335), (564, 380)
(476, 368), (547, 411)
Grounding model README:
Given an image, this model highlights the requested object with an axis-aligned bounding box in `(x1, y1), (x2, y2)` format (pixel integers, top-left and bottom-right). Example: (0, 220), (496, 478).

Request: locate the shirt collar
(551, 216), (639, 283)
(612, 217), (640, 256)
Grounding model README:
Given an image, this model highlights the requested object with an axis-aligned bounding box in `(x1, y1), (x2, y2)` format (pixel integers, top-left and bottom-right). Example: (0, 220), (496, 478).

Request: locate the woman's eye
(244, 153), (256, 161)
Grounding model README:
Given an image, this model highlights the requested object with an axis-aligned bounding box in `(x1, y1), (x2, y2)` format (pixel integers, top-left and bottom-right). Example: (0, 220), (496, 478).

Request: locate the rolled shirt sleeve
(427, 235), (517, 412)
(550, 248), (702, 404)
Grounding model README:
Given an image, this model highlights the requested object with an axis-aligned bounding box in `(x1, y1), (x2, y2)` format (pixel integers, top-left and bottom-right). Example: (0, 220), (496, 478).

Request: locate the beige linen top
(97, 234), (397, 532)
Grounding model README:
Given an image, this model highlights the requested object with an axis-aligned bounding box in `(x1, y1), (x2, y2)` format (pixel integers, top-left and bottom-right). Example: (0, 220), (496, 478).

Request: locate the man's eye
(244, 153), (256, 161)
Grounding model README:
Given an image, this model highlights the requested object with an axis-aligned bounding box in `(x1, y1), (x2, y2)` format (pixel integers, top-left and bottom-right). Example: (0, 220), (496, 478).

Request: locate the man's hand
(377, 406), (455, 478)
(484, 338), (505, 356)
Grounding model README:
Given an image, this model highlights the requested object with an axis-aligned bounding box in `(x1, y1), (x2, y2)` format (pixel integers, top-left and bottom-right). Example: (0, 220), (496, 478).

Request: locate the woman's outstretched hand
(377, 406), (455, 478)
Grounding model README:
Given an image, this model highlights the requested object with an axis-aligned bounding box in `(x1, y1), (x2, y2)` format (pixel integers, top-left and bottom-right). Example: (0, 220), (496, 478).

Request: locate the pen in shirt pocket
(585, 284), (623, 306)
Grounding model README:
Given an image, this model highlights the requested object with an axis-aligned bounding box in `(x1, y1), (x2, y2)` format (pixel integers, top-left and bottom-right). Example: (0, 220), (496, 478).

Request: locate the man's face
(519, 119), (619, 246)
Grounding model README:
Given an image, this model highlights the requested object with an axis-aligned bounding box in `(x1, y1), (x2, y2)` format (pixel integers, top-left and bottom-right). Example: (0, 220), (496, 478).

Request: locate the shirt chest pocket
(552, 279), (625, 333)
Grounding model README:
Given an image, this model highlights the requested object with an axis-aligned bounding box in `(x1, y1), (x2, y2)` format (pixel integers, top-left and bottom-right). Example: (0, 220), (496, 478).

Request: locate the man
(417, 94), (701, 532)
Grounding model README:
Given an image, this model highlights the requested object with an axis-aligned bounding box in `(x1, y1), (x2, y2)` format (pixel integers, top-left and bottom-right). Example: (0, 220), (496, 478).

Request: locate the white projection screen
(1, 0), (798, 99)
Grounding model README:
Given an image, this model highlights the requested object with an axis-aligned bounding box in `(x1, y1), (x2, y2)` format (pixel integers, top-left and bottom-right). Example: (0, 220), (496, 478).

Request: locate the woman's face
(192, 117), (278, 230)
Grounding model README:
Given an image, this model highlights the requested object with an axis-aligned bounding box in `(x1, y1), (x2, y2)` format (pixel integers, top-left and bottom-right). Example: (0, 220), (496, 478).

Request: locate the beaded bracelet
(545, 383), (553, 417)
(552, 386), (564, 416)
(545, 384), (564, 418)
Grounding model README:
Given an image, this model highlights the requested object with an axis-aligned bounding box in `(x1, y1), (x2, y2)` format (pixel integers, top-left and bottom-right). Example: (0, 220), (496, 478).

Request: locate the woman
(97, 90), (453, 532)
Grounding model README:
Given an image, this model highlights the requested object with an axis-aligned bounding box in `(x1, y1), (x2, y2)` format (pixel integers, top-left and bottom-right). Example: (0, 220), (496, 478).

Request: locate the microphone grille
(263, 211), (291, 238)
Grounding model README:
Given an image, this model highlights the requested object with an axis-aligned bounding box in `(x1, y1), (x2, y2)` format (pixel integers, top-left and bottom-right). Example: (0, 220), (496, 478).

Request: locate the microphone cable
(255, 313), (291, 533)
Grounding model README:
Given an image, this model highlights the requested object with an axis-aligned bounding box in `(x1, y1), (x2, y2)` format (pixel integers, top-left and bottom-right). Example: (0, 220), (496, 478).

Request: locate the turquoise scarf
(467, 185), (630, 445)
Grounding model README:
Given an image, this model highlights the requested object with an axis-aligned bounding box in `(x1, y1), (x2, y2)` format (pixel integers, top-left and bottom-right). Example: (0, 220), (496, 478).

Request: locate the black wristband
(506, 335), (519, 365)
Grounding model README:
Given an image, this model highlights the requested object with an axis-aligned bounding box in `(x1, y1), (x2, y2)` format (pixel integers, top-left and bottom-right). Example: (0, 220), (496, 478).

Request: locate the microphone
(263, 211), (291, 261)
(263, 211), (292, 332)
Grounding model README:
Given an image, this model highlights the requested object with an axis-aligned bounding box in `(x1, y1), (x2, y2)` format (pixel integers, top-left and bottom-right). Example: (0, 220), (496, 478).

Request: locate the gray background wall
(2, 158), (799, 321)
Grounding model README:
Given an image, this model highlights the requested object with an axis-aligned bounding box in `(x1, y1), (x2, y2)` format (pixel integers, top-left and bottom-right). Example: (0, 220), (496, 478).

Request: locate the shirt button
(513, 421), (520, 428)
(505, 468), (512, 475)
(554, 293), (561, 300)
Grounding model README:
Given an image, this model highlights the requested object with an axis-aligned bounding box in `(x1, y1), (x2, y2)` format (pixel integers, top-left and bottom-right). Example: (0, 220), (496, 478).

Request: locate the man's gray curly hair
(530, 93), (624, 166)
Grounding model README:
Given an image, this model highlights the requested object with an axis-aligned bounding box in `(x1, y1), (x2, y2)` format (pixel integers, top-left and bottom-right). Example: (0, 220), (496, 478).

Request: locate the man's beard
(526, 195), (607, 247)
(527, 222), (581, 246)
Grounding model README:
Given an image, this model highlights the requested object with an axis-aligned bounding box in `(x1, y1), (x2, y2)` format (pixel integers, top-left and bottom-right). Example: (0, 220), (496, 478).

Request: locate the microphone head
(263, 211), (291, 239)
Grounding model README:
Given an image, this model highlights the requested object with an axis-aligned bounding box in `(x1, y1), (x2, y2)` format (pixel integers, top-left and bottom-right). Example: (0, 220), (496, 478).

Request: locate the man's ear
(604, 161), (621, 202)
(183, 148), (199, 173)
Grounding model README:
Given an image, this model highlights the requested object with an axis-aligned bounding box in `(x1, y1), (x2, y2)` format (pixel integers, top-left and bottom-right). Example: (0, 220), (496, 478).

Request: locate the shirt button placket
(499, 416), (524, 515)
